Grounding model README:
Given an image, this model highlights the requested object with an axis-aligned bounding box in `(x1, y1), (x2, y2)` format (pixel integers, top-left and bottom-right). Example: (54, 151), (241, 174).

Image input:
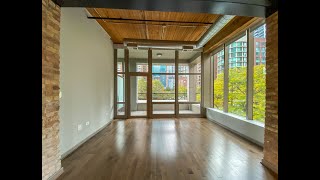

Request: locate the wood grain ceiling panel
(204, 16), (263, 53)
(144, 11), (220, 23)
(146, 24), (162, 40)
(87, 8), (122, 43)
(187, 26), (210, 41)
(162, 25), (209, 41)
(94, 8), (145, 20)
(106, 23), (147, 43)
(87, 8), (222, 43)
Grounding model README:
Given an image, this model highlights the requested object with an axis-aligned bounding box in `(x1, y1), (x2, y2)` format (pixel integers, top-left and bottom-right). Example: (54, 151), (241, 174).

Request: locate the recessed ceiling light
(156, 53), (162, 57)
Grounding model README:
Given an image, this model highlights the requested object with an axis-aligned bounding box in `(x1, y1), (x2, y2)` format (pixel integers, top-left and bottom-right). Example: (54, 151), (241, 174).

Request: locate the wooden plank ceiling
(86, 8), (221, 44)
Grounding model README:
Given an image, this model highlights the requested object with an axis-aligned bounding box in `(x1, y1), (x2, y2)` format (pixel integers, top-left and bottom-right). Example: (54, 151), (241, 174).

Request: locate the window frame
(211, 20), (266, 123)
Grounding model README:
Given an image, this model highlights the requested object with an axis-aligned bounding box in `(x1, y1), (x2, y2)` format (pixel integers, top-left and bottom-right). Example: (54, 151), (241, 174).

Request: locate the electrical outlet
(59, 91), (62, 98)
(78, 124), (82, 131)
(86, 121), (90, 126)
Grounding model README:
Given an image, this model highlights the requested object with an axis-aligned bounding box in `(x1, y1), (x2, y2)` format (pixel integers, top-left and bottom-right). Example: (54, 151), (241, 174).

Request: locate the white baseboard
(61, 120), (113, 160)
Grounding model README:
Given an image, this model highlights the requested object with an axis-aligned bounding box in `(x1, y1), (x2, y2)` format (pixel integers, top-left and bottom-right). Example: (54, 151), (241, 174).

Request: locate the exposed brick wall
(42, 0), (62, 179)
(263, 11), (278, 173)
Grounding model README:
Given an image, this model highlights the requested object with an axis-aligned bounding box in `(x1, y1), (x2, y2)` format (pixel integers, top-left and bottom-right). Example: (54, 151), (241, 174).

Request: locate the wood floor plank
(58, 118), (277, 180)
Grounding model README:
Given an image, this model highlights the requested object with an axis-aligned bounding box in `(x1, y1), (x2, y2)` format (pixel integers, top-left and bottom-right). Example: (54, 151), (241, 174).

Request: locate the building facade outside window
(228, 34), (247, 117)
(253, 24), (266, 122)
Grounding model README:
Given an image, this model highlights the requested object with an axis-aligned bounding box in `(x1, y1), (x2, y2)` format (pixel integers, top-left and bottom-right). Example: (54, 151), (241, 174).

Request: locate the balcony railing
(138, 93), (200, 101)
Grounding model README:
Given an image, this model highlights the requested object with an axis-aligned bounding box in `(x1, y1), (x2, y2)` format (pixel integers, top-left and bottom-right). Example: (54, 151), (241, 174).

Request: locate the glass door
(178, 50), (202, 116)
(128, 48), (150, 118)
(151, 49), (176, 117)
(114, 48), (203, 119)
(129, 75), (149, 117)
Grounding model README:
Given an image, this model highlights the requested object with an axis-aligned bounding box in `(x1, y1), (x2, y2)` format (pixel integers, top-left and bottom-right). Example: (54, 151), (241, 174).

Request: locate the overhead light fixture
(156, 53), (162, 57)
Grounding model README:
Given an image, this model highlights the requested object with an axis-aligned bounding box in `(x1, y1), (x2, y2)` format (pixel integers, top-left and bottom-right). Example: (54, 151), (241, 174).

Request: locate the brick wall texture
(263, 11), (278, 172)
(42, 0), (62, 179)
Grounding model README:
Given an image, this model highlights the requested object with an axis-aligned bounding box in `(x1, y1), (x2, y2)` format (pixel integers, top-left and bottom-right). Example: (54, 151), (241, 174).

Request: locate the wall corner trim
(47, 167), (64, 180)
(261, 158), (278, 174)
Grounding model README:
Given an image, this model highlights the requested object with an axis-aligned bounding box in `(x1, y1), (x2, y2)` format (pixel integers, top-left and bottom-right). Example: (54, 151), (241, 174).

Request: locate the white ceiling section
(117, 49), (198, 60)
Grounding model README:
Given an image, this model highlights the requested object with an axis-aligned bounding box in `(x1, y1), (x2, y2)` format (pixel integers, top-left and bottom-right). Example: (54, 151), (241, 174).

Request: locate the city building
(213, 24), (266, 79)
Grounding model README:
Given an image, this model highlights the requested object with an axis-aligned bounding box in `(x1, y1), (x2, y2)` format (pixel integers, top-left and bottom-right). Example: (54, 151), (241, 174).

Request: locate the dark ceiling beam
(87, 17), (214, 25)
(59, 0), (274, 18)
(266, 0), (278, 17)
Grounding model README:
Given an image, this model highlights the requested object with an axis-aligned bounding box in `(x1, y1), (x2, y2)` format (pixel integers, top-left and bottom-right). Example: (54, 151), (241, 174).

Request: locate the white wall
(59, 8), (114, 156)
(206, 108), (265, 147)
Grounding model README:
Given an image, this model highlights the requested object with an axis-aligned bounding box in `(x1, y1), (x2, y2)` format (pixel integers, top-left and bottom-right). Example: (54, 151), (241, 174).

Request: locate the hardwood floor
(58, 118), (277, 180)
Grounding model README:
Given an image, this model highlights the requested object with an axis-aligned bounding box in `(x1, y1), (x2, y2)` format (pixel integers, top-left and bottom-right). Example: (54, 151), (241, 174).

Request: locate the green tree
(196, 86), (201, 102)
(138, 78), (166, 100)
(213, 65), (266, 122)
(152, 80), (165, 100)
(137, 77), (147, 100)
(152, 80), (165, 93)
(253, 65), (266, 122)
(228, 66), (247, 117)
(178, 85), (187, 100)
(213, 73), (224, 110)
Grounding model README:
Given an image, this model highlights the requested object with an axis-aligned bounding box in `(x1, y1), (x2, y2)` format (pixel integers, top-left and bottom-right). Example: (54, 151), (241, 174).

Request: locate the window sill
(208, 108), (265, 127)
(206, 108), (265, 147)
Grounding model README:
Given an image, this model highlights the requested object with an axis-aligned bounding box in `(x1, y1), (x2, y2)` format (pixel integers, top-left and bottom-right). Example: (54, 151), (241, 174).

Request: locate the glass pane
(178, 51), (201, 73)
(213, 49), (224, 110)
(178, 75), (201, 102)
(153, 104), (175, 114)
(117, 74), (125, 102)
(179, 104), (200, 114)
(117, 104), (125, 116)
(131, 76), (147, 116)
(253, 24), (266, 122)
(129, 49), (148, 72)
(228, 33), (247, 117)
(117, 49), (125, 72)
(152, 75), (175, 101)
(152, 49), (175, 73)
(178, 64), (189, 73)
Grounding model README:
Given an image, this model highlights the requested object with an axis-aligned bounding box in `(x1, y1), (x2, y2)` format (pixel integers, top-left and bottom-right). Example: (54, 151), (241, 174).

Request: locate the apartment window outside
(253, 23), (266, 122)
(227, 34), (247, 117)
(213, 49), (224, 110)
(211, 22), (266, 123)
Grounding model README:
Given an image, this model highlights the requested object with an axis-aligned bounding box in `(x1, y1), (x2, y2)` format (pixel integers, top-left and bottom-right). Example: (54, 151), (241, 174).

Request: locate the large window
(228, 33), (247, 117)
(213, 49), (224, 110)
(116, 49), (126, 117)
(211, 22), (266, 123)
(178, 75), (201, 102)
(178, 51), (201, 115)
(151, 50), (176, 115)
(152, 75), (175, 101)
(129, 49), (148, 72)
(253, 24), (266, 122)
(115, 49), (203, 118)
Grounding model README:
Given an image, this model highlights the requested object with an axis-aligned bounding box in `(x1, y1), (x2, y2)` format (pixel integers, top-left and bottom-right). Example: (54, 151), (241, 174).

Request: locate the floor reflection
(115, 121), (125, 153)
(59, 118), (277, 180)
(150, 120), (177, 160)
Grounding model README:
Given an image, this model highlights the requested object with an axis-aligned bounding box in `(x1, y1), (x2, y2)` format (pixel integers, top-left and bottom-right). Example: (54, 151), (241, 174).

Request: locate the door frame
(114, 48), (204, 119)
(127, 73), (149, 118)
